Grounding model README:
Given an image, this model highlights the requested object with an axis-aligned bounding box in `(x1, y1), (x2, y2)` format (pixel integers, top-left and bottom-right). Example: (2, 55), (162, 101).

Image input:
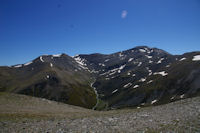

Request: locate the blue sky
(0, 0), (200, 66)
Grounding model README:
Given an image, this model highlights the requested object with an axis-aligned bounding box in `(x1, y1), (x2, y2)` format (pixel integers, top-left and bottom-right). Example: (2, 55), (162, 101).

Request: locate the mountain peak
(1, 46), (200, 110)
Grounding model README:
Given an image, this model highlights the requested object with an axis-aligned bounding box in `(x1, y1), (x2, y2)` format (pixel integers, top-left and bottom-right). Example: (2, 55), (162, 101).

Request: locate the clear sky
(0, 0), (200, 66)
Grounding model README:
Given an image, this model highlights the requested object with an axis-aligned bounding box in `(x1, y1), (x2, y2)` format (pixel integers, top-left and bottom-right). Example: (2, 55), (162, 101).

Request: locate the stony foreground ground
(0, 93), (200, 133)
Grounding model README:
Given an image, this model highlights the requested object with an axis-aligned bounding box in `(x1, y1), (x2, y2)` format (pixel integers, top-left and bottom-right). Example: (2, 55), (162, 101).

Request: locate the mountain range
(0, 46), (200, 110)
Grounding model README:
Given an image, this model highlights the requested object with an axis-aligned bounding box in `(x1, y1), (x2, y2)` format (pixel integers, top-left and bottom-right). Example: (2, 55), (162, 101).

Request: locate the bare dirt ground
(0, 93), (200, 133)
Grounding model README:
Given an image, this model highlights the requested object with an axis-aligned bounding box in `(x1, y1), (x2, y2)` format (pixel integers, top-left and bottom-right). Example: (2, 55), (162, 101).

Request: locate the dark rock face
(74, 46), (200, 109)
(0, 46), (200, 109)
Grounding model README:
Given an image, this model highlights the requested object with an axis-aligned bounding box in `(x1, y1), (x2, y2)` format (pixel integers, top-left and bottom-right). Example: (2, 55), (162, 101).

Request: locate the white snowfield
(50, 63), (53, 67)
(112, 89), (118, 94)
(104, 59), (110, 62)
(170, 96), (175, 100)
(99, 63), (105, 67)
(133, 85), (139, 88)
(149, 60), (153, 63)
(89, 69), (99, 74)
(100, 64), (126, 76)
(24, 61), (32, 66)
(139, 49), (146, 53)
(192, 55), (200, 61)
(137, 62), (142, 67)
(128, 58), (134, 62)
(146, 67), (152, 76)
(14, 64), (22, 68)
(74, 56), (86, 66)
(148, 69), (152, 76)
(52, 54), (62, 57)
(157, 58), (164, 64)
(180, 94), (185, 98)
(14, 61), (33, 68)
(179, 57), (186, 61)
(40, 56), (44, 62)
(145, 55), (152, 59)
(147, 80), (153, 84)
(73, 56), (89, 70)
(151, 99), (158, 104)
(139, 78), (146, 82)
(153, 71), (168, 76)
(118, 64), (126, 73)
(123, 83), (132, 88)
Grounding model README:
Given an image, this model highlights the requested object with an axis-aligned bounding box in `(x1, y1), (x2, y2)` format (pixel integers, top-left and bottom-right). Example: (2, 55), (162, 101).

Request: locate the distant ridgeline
(0, 46), (200, 110)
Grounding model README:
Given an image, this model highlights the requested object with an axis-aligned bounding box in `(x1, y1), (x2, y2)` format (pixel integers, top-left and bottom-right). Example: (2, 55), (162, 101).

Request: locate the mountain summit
(0, 46), (200, 110)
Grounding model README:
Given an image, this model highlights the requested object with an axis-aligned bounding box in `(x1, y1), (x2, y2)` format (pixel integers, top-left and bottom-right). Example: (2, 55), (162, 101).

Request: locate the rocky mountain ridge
(0, 46), (200, 110)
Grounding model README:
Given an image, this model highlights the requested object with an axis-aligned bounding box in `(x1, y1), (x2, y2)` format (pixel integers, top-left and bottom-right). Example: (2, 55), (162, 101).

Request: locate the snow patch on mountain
(133, 85), (139, 88)
(170, 96), (175, 100)
(74, 56), (87, 66)
(180, 94), (185, 98)
(149, 60), (153, 64)
(123, 83), (132, 88)
(145, 55), (152, 59)
(146, 67), (152, 76)
(73, 56), (89, 70)
(149, 70), (152, 76)
(151, 99), (157, 104)
(147, 80), (153, 84)
(100, 64), (126, 76)
(153, 71), (168, 76)
(128, 58), (134, 62)
(52, 54), (62, 58)
(14, 64), (22, 68)
(24, 61), (32, 66)
(157, 58), (164, 64)
(139, 78), (146, 82)
(109, 71), (117, 75)
(112, 89), (118, 94)
(40, 56), (44, 62)
(127, 72), (131, 75)
(139, 49), (146, 53)
(89, 69), (99, 73)
(50, 63), (53, 67)
(179, 57), (186, 61)
(192, 55), (200, 61)
(138, 62), (142, 67)
(99, 63), (105, 67)
(105, 59), (110, 62)
(118, 64), (126, 73)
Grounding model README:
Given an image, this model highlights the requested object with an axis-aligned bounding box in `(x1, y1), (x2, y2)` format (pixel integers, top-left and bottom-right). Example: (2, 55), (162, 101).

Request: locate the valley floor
(0, 93), (200, 133)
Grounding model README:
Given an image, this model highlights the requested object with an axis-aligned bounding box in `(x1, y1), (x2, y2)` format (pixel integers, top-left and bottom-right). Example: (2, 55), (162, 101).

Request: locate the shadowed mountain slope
(0, 46), (200, 109)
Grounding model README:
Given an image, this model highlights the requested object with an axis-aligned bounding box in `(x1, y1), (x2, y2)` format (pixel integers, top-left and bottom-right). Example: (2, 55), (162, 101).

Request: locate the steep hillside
(0, 92), (94, 119)
(74, 46), (200, 109)
(0, 46), (200, 110)
(0, 54), (96, 109)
